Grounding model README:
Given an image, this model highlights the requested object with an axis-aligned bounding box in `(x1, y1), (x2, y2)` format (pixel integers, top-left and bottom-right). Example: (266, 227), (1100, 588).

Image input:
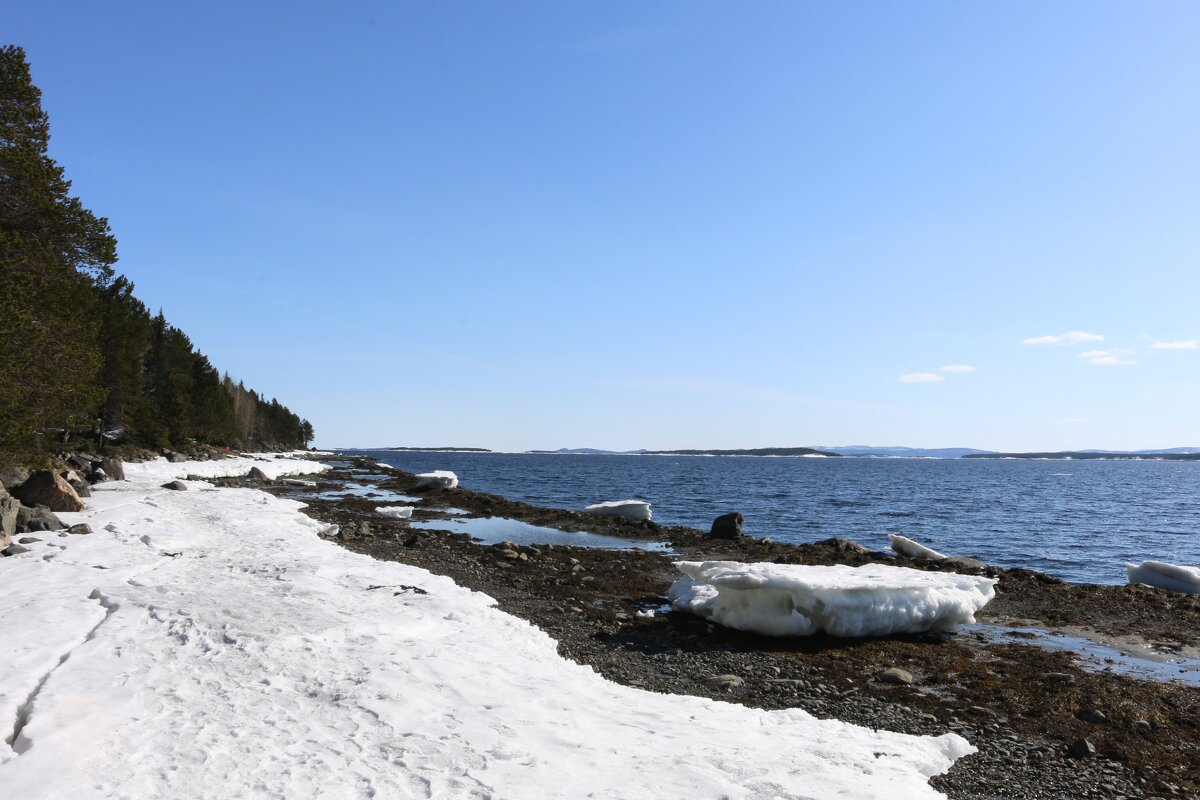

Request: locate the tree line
(0, 45), (312, 465)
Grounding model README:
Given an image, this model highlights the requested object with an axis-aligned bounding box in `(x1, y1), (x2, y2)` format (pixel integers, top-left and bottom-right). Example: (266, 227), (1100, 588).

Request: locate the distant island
(382, 446), (492, 452)
(528, 446), (840, 457)
(963, 451), (1200, 461)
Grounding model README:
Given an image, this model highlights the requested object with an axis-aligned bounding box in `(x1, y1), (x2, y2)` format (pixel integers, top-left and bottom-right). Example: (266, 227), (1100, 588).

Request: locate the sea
(356, 450), (1199, 586)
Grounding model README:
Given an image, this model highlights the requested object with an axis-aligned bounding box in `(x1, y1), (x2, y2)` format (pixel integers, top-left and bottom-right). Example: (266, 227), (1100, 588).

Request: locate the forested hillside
(0, 46), (311, 465)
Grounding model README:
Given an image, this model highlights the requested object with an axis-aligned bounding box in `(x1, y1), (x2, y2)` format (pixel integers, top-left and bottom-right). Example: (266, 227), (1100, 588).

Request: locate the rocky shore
(237, 456), (1199, 799)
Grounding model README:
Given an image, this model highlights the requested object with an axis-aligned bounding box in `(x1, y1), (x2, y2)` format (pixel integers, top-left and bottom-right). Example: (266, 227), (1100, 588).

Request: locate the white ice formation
(889, 534), (948, 561)
(0, 454), (974, 798)
(414, 470), (459, 489)
(1126, 560), (1200, 594)
(375, 505), (415, 519)
(669, 561), (997, 638)
(584, 499), (652, 521)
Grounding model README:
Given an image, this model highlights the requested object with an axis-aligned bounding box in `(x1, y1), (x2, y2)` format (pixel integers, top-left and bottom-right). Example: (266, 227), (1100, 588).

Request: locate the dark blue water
(354, 451), (1200, 585)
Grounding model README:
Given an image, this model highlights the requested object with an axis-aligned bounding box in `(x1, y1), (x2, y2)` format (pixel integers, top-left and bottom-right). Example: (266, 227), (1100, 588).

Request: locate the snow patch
(584, 499), (652, 521)
(1126, 560), (1200, 594)
(889, 534), (947, 561)
(414, 470), (458, 489)
(375, 506), (414, 519)
(669, 561), (996, 637)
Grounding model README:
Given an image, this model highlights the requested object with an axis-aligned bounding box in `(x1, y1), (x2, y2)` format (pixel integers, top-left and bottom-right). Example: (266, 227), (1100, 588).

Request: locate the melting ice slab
(584, 499), (652, 521)
(414, 470), (458, 489)
(889, 534), (947, 561)
(669, 561), (997, 637)
(375, 505), (414, 519)
(1127, 560), (1200, 594)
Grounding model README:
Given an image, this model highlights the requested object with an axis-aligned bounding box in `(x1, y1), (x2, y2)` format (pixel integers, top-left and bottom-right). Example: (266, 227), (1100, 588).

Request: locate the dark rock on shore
(10, 470), (85, 512)
(161, 480), (187, 491)
(708, 512), (744, 539)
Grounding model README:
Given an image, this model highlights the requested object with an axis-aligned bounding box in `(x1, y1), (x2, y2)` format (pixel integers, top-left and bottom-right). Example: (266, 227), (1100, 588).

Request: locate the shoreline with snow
(1, 453), (973, 799)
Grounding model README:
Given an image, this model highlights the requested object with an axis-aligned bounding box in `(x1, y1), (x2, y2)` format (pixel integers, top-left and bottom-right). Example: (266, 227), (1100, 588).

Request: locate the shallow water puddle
(313, 485), (423, 503)
(408, 516), (673, 552)
(965, 623), (1200, 686)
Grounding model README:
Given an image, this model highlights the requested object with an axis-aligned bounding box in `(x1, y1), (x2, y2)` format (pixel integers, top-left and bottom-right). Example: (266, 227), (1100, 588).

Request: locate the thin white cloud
(898, 373), (945, 383)
(939, 364), (976, 373)
(1079, 348), (1136, 366)
(1021, 331), (1105, 346)
(1060, 418), (1090, 424)
(1152, 340), (1198, 350)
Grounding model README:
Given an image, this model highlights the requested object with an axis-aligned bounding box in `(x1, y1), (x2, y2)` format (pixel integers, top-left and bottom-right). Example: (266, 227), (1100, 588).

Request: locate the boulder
(68, 523), (93, 535)
(165, 451), (186, 463)
(0, 485), (19, 547)
(0, 466), (31, 490)
(10, 470), (85, 512)
(2, 544), (30, 556)
(161, 480), (188, 491)
(70, 480), (92, 498)
(708, 512), (744, 539)
(247, 467), (270, 482)
(87, 468), (108, 484)
(101, 457), (126, 481)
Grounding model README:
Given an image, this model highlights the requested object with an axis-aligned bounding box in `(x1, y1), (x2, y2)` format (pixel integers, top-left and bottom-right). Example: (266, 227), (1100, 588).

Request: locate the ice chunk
(584, 500), (652, 521)
(889, 534), (947, 561)
(376, 506), (414, 519)
(283, 479), (318, 488)
(669, 561), (997, 637)
(1126, 560), (1200, 594)
(414, 471), (458, 489)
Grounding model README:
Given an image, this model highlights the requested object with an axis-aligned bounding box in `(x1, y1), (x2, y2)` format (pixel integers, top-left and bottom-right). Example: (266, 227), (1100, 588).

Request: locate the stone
(942, 556), (988, 570)
(27, 509), (67, 532)
(247, 466), (270, 482)
(87, 468), (108, 484)
(1043, 672), (1076, 685)
(708, 512), (744, 539)
(68, 524), (93, 535)
(67, 453), (93, 471)
(10, 470), (85, 512)
(101, 457), (126, 481)
(1077, 708), (1108, 724)
(1067, 738), (1096, 759)
(0, 484), (19, 546)
(161, 480), (188, 491)
(705, 674), (744, 691)
(3, 544), (30, 556)
(71, 481), (93, 498)
(165, 451), (186, 463)
(17, 536), (42, 544)
(1132, 719), (1153, 736)
(879, 668), (915, 686)
(0, 466), (31, 490)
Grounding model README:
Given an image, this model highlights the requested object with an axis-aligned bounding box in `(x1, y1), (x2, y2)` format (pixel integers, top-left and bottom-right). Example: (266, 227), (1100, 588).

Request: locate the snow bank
(414, 470), (458, 489)
(889, 534), (947, 561)
(669, 561), (996, 637)
(1126, 560), (1200, 594)
(375, 505), (414, 519)
(584, 499), (652, 521)
(0, 456), (972, 799)
(123, 453), (330, 483)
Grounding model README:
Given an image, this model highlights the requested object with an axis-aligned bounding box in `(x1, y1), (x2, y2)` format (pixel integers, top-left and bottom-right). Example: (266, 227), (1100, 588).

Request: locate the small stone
(1132, 720), (1153, 736)
(1043, 672), (1076, 685)
(17, 536), (42, 544)
(161, 480), (187, 491)
(500, 549), (520, 560)
(2, 544), (30, 556)
(1077, 708), (1109, 724)
(247, 467), (270, 482)
(879, 668), (914, 686)
(1067, 738), (1096, 759)
(68, 524), (93, 535)
(706, 674), (744, 691)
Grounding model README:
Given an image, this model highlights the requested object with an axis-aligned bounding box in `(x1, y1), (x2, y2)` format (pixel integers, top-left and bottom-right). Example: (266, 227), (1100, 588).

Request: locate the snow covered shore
(1, 454), (972, 799)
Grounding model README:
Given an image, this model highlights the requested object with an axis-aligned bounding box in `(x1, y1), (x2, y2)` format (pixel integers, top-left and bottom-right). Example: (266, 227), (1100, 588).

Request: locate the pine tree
(0, 45), (116, 461)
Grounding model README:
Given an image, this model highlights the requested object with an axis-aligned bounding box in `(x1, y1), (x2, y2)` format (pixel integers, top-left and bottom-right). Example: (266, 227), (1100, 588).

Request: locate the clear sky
(8, 2), (1200, 451)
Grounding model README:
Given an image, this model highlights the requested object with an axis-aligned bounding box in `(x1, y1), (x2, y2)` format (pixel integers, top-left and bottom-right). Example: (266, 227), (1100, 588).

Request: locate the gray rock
(1076, 708), (1108, 724)
(161, 480), (188, 491)
(0, 484), (19, 546)
(1043, 672), (1076, 685)
(68, 524), (93, 535)
(27, 509), (67, 532)
(2, 544), (30, 556)
(880, 667), (915, 685)
(705, 674), (744, 691)
(100, 457), (125, 481)
(17, 536), (42, 544)
(1067, 738), (1096, 759)
(247, 466), (270, 482)
(708, 512), (744, 539)
(10, 470), (85, 512)
(942, 555), (988, 570)
(1132, 719), (1153, 736)
(87, 468), (108, 484)
(71, 481), (92, 498)
(165, 451), (186, 463)
(0, 466), (31, 490)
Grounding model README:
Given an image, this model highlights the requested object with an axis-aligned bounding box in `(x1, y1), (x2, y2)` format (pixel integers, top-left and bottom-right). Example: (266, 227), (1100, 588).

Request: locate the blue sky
(9, 2), (1200, 451)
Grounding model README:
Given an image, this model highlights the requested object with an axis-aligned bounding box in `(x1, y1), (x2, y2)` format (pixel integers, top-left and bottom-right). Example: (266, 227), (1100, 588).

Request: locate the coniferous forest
(0, 46), (312, 465)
